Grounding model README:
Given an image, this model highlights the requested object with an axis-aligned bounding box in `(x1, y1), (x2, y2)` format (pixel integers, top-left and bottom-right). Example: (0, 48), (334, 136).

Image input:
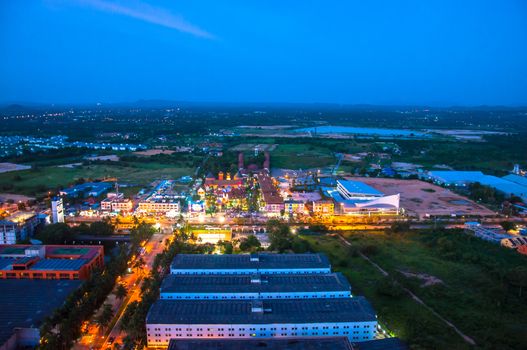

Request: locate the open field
(0, 162), (193, 197)
(0, 162), (31, 173)
(270, 143), (335, 169)
(347, 177), (496, 219)
(302, 230), (527, 350)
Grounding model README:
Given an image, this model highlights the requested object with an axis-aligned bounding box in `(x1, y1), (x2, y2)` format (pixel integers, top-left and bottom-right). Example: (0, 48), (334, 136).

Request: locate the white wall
(147, 321), (377, 348)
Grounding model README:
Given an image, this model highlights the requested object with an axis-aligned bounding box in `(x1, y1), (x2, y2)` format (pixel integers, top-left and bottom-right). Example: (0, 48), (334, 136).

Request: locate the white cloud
(78, 0), (214, 39)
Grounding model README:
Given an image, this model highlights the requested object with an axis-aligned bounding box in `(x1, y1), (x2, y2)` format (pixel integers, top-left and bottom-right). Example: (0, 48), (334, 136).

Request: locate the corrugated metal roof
(160, 273), (351, 294)
(147, 296), (376, 324)
(31, 259), (88, 271)
(337, 180), (383, 196)
(171, 253), (330, 271)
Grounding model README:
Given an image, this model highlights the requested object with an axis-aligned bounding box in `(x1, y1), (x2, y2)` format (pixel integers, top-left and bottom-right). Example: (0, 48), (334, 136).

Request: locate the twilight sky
(1, 0), (527, 106)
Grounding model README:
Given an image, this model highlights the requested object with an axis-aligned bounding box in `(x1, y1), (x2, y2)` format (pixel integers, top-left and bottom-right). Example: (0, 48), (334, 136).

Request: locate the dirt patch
(133, 149), (175, 156)
(230, 144), (278, 152)
(346, 177), (495, 219)
(398, 270), (444, 288)
(0, 193), (35, 202)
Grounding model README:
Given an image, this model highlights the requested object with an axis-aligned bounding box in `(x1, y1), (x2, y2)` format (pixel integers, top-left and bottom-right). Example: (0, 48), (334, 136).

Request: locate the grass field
(271, 143), (336, 169)
(302, 230), (527, 350)
(0, 162), (194, 196)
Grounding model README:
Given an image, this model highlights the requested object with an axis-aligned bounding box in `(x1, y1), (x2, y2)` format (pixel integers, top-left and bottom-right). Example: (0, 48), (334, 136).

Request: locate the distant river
(295, 126), (427, 137)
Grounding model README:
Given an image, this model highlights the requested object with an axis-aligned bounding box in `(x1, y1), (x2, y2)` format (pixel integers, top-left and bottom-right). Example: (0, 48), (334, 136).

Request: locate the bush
(376, 277), (404, 298)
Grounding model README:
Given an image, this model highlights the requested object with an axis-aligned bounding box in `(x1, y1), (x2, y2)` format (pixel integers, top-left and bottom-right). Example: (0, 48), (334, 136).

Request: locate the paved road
(74, 233), (169, 350)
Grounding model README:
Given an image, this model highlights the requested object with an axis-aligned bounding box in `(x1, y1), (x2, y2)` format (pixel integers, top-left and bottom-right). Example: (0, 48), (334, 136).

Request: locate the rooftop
(170, 253), (331, 272)
(31, 259), (88, 271)
(168, 337), (354, 350)
(147, 297), (376, 325)
(337, 180), (384, 197)
(257, 173), (284, 205)
(160, 272), (350, 294)
(0, 279), (81, 346)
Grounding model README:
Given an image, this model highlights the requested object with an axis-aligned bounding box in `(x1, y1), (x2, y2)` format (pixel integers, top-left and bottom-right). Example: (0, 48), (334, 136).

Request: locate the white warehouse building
(146, 297), (377, 348)
(170, 253), (331, 275)
(159, 273), (351, 300)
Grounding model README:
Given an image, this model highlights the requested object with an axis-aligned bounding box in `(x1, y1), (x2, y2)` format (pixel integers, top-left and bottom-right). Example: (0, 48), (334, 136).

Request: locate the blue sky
(1, 0), (526, 105)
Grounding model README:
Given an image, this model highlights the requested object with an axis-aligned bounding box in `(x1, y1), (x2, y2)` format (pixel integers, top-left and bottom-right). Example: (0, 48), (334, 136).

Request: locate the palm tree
(115, 284), (127, 300)
(95, 304), (114, 330)
(132, 257), (146, 275)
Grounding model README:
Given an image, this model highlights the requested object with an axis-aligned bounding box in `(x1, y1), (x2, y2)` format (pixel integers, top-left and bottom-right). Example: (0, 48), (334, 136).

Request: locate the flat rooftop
(168, 337), (354, 350)
(170, 253), (331, 272)
(0, 245), (102, 261)
(337, 180), (384, 197)
(147, 296), (376, 325)
(160, 272), (351, 294)
(0, 279), (81, 346)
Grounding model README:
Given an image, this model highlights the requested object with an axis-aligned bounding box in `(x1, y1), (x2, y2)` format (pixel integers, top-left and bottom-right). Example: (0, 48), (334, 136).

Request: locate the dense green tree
(89, 220), (115, 236)
(35, 223), (71, 244)
(239, 235), (261, 252)
(500, 221), (517, 232)
(95, 304), (114, 329)
(267, 220), (293, 252)
(217, 240), (234, 254)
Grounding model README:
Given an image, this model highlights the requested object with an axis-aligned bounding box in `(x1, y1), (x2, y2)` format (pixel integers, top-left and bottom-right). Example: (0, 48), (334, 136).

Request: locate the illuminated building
(101, 193), (133, 212)
(284, 199), (305, 215)
(257, 173), (284, 214)
(312, 200), (334, 215)
(146, 297), (377, 347)
(0, 212), (38, 245)
(51, 197), (64, 223)
(192, 228), (232, 244)
(0, 245), (103, 280)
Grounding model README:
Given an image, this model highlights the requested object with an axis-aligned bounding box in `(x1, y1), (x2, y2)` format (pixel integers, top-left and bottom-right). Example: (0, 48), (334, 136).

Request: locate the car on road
(107, 337), (115, 345)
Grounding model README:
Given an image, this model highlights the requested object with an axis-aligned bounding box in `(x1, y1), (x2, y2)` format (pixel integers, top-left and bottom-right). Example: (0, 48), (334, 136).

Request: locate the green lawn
(302, 230), (527, 350)
(0, 162), (194, 196)
(271, 143), (335, 169)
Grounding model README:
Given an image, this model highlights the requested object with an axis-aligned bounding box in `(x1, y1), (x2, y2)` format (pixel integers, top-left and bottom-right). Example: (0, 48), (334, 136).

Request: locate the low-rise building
(501, 236), (527, 249)
(0, 279), (81, 350)
(101, 193), (133, 212)
(146, 297), (377, 347)
(138, 200), (180, 215)
(51, 197), (64, 224)
(170, 253), (331, 275)
(192, 228), (232, 244)
(59, 182), (112, 198)
(517, 245), (527, 256)
(257, 173), (284, 214)
(284, 199), (305, 215)
(0, 212), (38, 245)
(0, 245), (104, 280)
(159, 272), (351, 300)
(312, 200), (335, 215)
(328, 180), (399, 215)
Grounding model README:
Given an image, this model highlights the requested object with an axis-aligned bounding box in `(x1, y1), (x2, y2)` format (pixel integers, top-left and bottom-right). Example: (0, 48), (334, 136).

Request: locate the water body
(295, 126), (427, 137)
